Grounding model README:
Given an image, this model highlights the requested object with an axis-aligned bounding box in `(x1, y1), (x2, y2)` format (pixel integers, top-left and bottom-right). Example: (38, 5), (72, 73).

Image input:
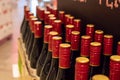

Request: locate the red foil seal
(59, 11), (65, 23)
(86, 24), (95, 41)
(65, 14), (71, 25)
(44, 25), (53, 43)
(49, 17), (56, 26)
(52, 36), (62, 58)
(34, 21), (42, 38)
(71, 31), (80, 50)
(25, 7), (30, 20)
(59, 43), (71, 68)
(110, 55), (120, 80)
(52, 8), (58, 17)
(90, 42), (101, 66)
(39, 8), (45, 20)
(74, 19), (81, 31)
(48, 14), (55, 24)
(48, 31), (58, 51)
(66, 25), (74, 42)
(75, 57), (89, 80)
(36, 6), (39, 17)
(30, 18), (38, 33)
(80, 35), (91, 57)
(53, 20), (62, 35)
(94, 30), (104, 43)
(44, 11), (50, 24)
(117, 42), (120, 55)
(69, 16), (74, 25)
(103, 35), (113, 56)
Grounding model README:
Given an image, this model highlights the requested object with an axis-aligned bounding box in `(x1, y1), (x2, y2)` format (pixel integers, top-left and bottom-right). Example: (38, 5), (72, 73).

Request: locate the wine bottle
(86, 24), (95, 41)
(46, 36), (62, 80)
(73, 19), (81, 32)
(36, 25), (53, 76)
(23, 12), (34, 44)
(53, 20), (62, 35)
(25, 16), (36, 53)
(64, 14), (71, 25)
(56, 43), (71, 80)
(40, 31), (58, 80)
(27, 17), (38, 60)
(102, 35), (113, 76)
(68, 16), (74, 25)
(58, 11), (65, 39)
(20, 6), (29, 33)
(70, 31), (80, 80)
(49, 17), (56, 26)
(117, 41), (120, 55)
(89, 42), (102, 80)
(94, 30), (104, 43)
(44, 11), (50, 24)
(75, 57), (89, 80)
(50, 8), (57, 17)
(58, 11), (65, 23)
(80, 35), (91, 57)
(30, 21), (43, 68)
(48, 14), (55, 24)
(109, 55), (120, 80)
(92, 74), (109, 80)
(65, 24), (74, 43)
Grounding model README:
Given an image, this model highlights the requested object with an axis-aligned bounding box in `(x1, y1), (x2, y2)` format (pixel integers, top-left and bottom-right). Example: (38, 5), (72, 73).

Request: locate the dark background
(58, 0), (120, 53)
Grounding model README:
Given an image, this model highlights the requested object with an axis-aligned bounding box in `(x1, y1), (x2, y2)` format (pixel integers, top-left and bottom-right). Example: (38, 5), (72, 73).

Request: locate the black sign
(58, 0), (120, 52)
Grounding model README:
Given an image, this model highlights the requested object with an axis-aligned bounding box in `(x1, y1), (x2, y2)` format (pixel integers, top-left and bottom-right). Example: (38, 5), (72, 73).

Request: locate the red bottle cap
(49, 17), (56, 26)
(117, 41), (120, 55)
(74, 19), (81, 31)
(86, 24), (95, 41)
(52, 36), (62, 58)
(48, 31), (58, 51)
(80, 35), (91, 57)
(25, 7), (30, 20)
(110, 55), (120, 80)
(53, 20), (62, 35)
(44, 11), (50, 24)
(59, 43), (71, 68)
(34, 21), (42, 38)
(90, 42), (101, 66)
(66, 25), (74, 42)
(59, 11), (65, 23)
(39, 8), (45, 20)
(44, 25), (53, 43)
(92, 74), (109, 80)
(103, 35), (113, 56)
(65, 14), (71, 25)
(30, 18), (38, 33)
(69, 16), (74, 25)
(75, 57), (89, 80)
(94, 30), (104, 43)
(71, 31), (80, 50)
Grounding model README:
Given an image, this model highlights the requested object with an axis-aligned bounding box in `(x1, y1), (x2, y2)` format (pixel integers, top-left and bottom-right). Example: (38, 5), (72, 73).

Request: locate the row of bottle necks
(20, 5), (120, 80)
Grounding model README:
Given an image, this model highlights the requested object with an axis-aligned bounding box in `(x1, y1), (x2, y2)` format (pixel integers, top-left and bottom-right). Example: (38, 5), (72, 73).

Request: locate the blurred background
(0, 0), (57, 80)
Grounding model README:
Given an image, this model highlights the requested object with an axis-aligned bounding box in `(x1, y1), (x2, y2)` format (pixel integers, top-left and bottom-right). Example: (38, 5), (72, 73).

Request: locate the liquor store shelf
(18, 36), (39, 80)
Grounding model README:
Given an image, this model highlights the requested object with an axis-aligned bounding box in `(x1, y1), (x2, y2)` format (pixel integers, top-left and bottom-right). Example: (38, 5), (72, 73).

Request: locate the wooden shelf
(18, 37), (39, 80)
